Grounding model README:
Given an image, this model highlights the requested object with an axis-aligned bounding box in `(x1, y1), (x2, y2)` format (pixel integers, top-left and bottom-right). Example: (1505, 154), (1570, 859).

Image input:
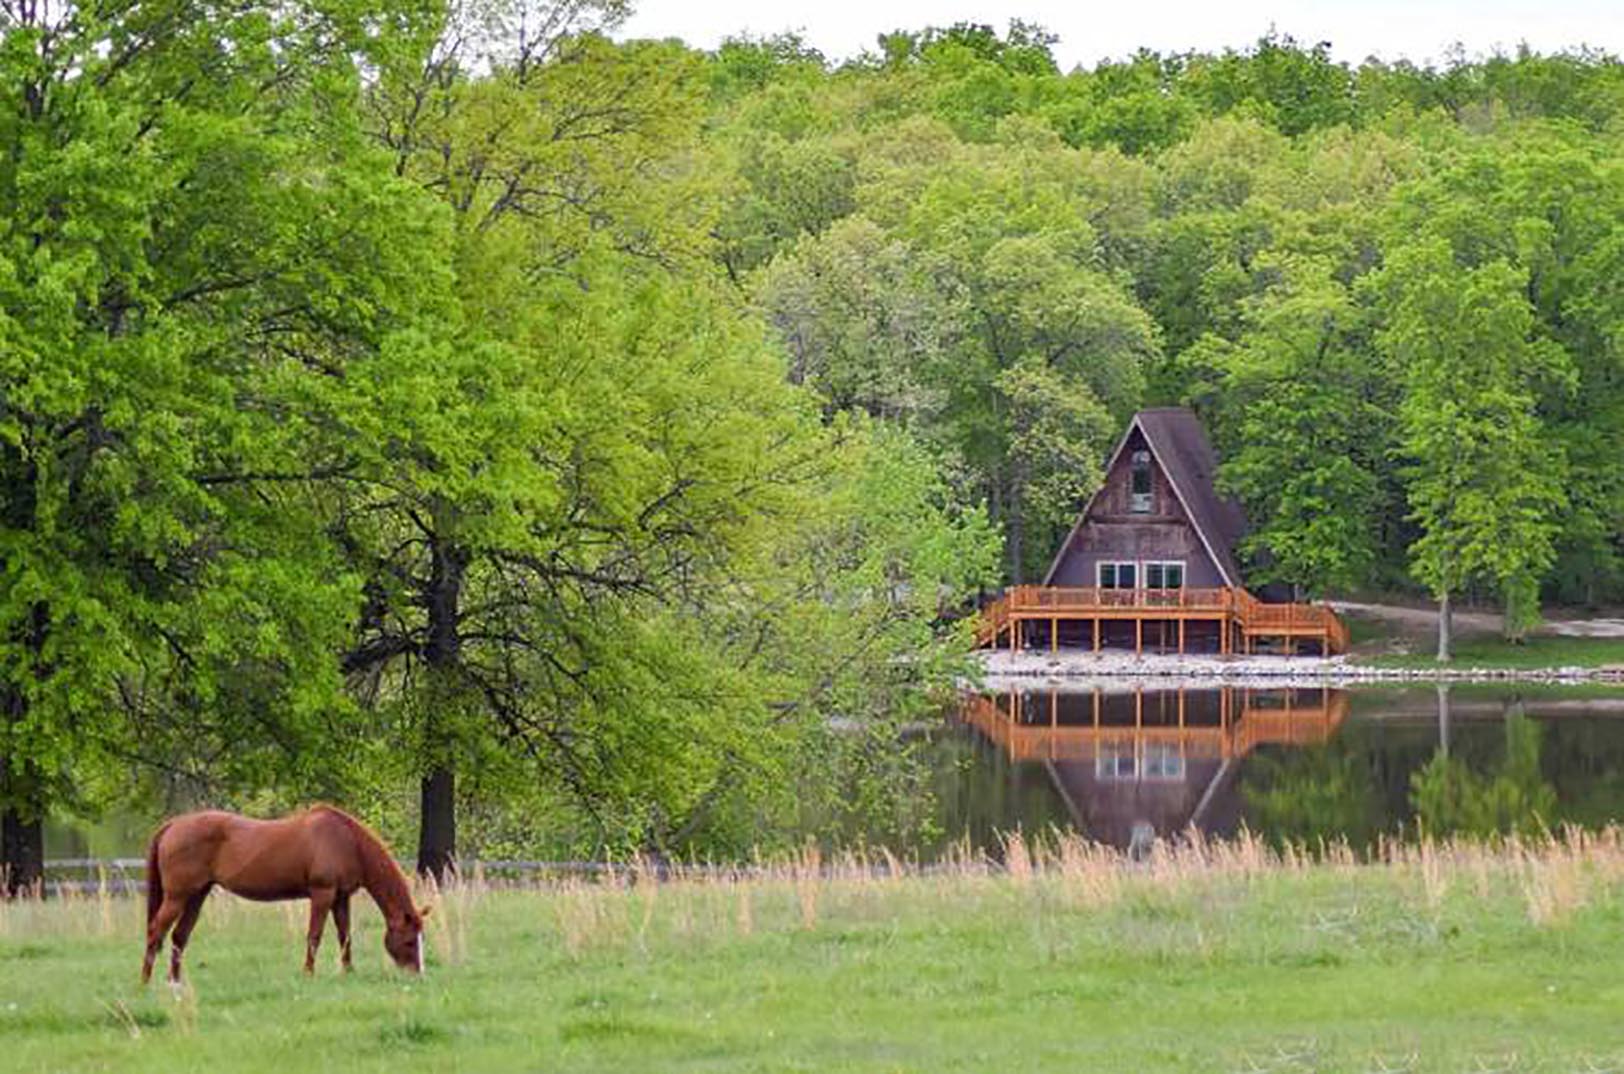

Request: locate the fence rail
(22, 856), (979, 897)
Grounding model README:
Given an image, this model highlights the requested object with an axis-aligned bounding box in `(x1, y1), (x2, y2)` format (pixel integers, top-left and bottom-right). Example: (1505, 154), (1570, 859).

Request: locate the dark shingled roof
(1044, 407), (1249, 587)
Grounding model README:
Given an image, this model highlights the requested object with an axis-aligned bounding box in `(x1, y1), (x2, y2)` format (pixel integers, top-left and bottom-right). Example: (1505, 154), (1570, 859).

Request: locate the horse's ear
(418, 903), (433, 920)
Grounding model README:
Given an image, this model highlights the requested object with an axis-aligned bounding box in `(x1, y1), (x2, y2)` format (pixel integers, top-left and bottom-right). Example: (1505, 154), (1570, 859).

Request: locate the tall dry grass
(477, 826), (1624, 957)
(7, 827), (1623, 960)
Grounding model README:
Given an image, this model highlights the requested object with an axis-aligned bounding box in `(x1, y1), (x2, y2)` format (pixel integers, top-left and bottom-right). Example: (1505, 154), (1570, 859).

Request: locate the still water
(934, 683), (1624, 851)
(46, 683), (1624, 863)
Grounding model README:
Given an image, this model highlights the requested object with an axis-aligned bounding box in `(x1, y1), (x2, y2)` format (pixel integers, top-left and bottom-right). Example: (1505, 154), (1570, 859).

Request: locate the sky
(618, 0), (1623, 70)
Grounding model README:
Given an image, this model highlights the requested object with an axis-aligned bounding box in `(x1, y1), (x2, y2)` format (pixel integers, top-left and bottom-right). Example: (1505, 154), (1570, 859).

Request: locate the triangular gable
(1041, 408), (1245, 588)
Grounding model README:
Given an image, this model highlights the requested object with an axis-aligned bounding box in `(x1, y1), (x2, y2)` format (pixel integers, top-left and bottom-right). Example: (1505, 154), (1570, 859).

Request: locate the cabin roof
(1042, 407), (1248, 587)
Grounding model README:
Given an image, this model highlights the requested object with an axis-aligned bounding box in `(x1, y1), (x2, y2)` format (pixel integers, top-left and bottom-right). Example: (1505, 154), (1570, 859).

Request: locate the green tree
(1372, 241), (1571, 657)
(0, 0), (444, 889)
(1213, 258), (1390, 595)
(752, 217), (955, 422)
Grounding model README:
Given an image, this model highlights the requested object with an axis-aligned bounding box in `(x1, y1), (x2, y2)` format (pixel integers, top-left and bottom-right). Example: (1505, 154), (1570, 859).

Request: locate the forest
(3, 0), (1623, 889)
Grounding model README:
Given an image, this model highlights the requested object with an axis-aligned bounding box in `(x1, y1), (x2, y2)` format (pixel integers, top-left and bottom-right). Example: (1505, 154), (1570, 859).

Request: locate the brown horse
(142, 805), (429, 984)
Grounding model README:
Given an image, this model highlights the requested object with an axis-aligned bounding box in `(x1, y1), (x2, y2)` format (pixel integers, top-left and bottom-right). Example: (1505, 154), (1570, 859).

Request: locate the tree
(991, 358), (1115, 581)
(1372, 241), (1571, 659)
(751, 217), (955, 422)
(0, 0), (445, 890)
(1213, 257), (1390, 596)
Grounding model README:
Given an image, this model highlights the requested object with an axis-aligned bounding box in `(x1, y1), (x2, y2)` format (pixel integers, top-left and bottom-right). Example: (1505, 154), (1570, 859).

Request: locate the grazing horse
(142, 805), (429, 984)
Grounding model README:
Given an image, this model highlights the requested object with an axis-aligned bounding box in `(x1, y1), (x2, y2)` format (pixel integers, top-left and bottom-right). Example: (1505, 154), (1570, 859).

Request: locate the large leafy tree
(1373, 241), (1571, 658)
(1210, 257), (1391, 596)
(350, 3), (1003, 872)
(0, 0), (445, 889)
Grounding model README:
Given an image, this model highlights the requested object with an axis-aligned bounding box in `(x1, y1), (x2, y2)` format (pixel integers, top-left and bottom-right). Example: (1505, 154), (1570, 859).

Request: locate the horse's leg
(167, 888), (210, 984)
(304, 886), (335, 975)
(332, 891), (353, 972)
(141, 895), (187, 985)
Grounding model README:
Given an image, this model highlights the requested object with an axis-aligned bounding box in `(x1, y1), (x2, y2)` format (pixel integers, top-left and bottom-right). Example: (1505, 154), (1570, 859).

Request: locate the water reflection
(952, 684), (1624, 849)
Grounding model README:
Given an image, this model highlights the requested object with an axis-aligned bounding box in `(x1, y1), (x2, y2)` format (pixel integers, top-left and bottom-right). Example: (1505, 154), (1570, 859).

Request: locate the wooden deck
(975, 585), (1349, 655)
(961, 687), (1350, 763)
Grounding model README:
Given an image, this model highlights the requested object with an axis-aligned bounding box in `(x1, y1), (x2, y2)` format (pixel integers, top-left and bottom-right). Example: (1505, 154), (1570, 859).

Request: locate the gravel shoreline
(976, 649), (1624, 687)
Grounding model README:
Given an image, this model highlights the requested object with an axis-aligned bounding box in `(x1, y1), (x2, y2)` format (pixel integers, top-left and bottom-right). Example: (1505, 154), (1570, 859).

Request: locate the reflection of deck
(975, 586), (1349, 655)
(961, 687), (1351, 763)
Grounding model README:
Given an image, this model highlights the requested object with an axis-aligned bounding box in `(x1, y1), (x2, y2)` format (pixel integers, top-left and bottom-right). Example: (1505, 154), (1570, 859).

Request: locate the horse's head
(384, 905), (431, 973)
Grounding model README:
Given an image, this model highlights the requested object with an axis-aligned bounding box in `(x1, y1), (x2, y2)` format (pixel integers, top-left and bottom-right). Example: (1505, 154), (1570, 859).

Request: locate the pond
(932, 683), (1624, 852)
(45, 683), (1624, 867)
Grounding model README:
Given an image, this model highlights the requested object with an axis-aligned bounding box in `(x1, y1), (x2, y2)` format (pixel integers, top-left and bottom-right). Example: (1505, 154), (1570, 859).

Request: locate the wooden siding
(1047, 428), (1226, 588)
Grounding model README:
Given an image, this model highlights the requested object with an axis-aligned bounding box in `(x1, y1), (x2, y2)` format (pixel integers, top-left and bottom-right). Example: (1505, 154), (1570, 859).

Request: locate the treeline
(2, 2), (1622, 888)
(713, 24), (1624, 644)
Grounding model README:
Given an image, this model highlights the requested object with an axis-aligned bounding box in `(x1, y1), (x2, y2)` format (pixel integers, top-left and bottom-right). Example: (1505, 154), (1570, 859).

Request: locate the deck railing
(975, 584), (1348, 653)
(1000, 584), (1233, 613)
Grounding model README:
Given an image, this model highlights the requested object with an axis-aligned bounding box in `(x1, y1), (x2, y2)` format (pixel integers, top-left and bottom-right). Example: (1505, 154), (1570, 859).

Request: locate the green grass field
(1365, 634), (1624, 670)
(6, 837), (1624, 1072)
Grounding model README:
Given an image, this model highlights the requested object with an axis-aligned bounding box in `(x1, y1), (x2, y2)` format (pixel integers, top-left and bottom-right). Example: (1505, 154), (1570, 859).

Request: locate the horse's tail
(145, 823), (169, 925)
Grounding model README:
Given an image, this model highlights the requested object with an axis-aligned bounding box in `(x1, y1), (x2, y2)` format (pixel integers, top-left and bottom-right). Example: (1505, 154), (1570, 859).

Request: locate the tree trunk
(1, 804), (43, 898)
(0, 744), (44, 897)
(1436, 590), (1452, 664)
(416, 530), (467, 882)
(416, 767), (456, 882)
(1006, 479), (1025, 585)
(2, 617), (46, 897)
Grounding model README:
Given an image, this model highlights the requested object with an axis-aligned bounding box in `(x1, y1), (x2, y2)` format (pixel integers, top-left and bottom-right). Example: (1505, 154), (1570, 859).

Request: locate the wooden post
(1051, 617), (1058, 653)
(1135, 688), (1142, 730)
(1135, 619), (1142, 656)
(1178, 618), (1185, 655)
(1050, 688), (1058, 730)
(1093, 617), (1101, 653)
(1092, 688), (1101, 730)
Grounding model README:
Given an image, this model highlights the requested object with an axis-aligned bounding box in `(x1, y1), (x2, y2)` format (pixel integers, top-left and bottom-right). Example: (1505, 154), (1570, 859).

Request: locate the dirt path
(1332, 601), (1624, 639)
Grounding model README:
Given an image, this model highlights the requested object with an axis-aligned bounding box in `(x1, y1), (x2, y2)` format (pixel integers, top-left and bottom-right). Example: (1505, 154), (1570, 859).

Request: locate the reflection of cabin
(961, 687), (1350, 846)
(977, 408), (1348, 655)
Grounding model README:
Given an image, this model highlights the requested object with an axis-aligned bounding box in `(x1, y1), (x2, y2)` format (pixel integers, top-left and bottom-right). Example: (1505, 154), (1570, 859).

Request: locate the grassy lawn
(1365, 634), (1624, 670)
(6, 838), (1624, 1072)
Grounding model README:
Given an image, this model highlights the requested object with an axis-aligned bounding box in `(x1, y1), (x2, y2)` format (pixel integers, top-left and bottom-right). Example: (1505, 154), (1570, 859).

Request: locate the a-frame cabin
(978, 408), (1347, 656)
(1045, 407), (1246, 592)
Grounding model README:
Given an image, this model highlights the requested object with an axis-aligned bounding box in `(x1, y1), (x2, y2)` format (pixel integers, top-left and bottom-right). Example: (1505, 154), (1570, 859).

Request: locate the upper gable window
(1130, 450), (1152, 513)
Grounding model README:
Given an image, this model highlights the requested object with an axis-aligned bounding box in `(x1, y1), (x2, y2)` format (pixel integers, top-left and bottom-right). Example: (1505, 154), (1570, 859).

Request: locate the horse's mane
(310, 804), (414, 916)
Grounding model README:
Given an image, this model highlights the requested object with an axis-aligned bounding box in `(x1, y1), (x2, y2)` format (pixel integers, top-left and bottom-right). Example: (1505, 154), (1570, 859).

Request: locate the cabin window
(1098, 562), (1136, 589)
(1096, 751), (1136, 780)
(1097, 746), (1185, 782)
(1144, 562), (1185, 590)
(1141, 745), (1186, 780)
(1130, 450), (1153, 513)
